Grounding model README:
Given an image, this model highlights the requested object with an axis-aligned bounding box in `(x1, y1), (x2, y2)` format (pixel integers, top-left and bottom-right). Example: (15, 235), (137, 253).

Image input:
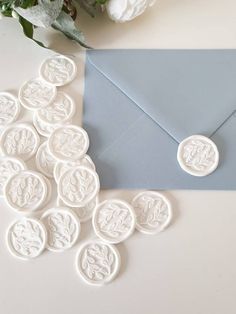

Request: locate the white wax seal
(131, 191), (172, 234)
(39, 55), (77, 86)
(18, 77), (57, 110)
(76, 240), (120, 286)
(0, 123), (40, 161)
(93, 199), (136, 244)
(48, 125), (89, 161)
(177, 135), (219, 177)
(57, 196), (98, 223)
(41, 207), (80, 252)
(0, 92), (21, 126)
(6, 218), (47, 260)
(33, 113), (61, 138)
(106, 0), (156, 23)
(4, 170), (48, 213)
(53, 155), (96, 183)
(36, 141), (57, 178)
(58, 166), (100, 207)
(0, 157), (26, 196)
(37, 92), (76, 125)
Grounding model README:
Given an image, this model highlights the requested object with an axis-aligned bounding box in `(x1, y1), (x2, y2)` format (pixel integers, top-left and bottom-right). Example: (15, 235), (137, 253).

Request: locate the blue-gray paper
(83, 50), (236, 189)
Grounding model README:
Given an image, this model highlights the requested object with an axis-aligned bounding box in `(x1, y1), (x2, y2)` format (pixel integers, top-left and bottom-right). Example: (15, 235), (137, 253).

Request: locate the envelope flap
(87, 50), (236, 142)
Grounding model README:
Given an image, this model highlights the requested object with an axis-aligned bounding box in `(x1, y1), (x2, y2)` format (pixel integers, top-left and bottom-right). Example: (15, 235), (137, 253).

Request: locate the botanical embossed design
(36, 142), (56, 178)
(4, 129), (35, 155)
(93, 200), (135, 243)
(0, 93), (20, 126)
(49, 126), (88, 160)
(42, 209), (79, 251)
(177, 135), (219, 176)
(0, 158), (26, 195)
(1, 125), (39, 161)
(132, 191), (172, 234)
(7, 218), (46, 259)
(59, 166), (99, 207)
(6, 172), (46, 211)
(54, 155), (95, 183)
(182, 140), (216, 171)
(19, 78), (56, 109)
(77, 241), (120, 285)
(40, 56), (76, 86)
(38, 92), (75, 124)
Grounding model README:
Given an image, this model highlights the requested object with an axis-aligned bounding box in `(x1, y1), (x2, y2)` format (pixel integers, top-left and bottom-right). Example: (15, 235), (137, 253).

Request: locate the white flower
(106, 0), (156, 23)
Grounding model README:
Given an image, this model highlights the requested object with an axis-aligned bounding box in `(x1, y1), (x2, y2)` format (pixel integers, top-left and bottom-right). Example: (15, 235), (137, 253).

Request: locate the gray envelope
(83, 50), (236, 189)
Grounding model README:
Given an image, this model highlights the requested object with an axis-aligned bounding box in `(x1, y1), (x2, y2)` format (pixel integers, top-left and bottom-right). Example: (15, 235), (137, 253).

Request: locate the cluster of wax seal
(0, 54), (174, 287)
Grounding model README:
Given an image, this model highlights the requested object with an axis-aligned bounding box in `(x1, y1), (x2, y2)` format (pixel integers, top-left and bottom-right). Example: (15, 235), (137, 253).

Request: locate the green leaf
(52, 11), (91, 48)
(19, 15), (33, 37)
(18, 16), (45, 47)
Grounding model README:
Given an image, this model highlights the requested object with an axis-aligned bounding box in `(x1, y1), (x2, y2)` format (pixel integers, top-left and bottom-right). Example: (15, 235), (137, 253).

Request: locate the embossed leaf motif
(4, 129), (36, 156)
(39, 96), (72, 123)
(136, 196), (169, 227)
(81, 244), (114, 281)
(0, 161), (22, 191)
(0, 96), (17, 125)
(11, 221), (43, 257)
(98, 204), (132, 238)
(62, 169), (95, 204)
(8, 175), (43, 209)
(57, 157), (94, 181)
(44, 59), (73, 84)
(53, 129), (85, 157)
(22, 81), (54, 107)
(183, 140), (215, 171)
(47, 212), (77, 249)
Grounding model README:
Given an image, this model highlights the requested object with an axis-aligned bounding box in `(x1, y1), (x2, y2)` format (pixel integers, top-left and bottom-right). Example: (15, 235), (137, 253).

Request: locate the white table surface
(1, 1), (236, 313)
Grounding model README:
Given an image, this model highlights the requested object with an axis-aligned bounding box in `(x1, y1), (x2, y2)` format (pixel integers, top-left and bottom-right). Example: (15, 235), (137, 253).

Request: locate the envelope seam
(210, 109), (236, 138)
(87, 56), (179, 145)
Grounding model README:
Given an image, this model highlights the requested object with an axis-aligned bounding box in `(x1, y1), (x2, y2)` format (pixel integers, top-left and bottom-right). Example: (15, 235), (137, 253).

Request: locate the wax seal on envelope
(41, 207), (80, 252)
(76, 240), (120, 286)
(4, 170), (49, 213)
(131, 191), (172, 234)
(48, 125), (89, 161)
(93, 199), (136, 244)
(37, 92), (76, 125)
(0, 92), (21, 127)
(6, 217), (47, 260)
(54, 154), (96, 183)
(58, 166), (100, 207)
(36, 141), (57, 178)
(0, 123), (40, 161)
(39, 55), (77, 86)
(0, 157), (27, 196)
(57, 196), (98, 223)
(177, 135), (219, 177)
(19, 77), (57, 110)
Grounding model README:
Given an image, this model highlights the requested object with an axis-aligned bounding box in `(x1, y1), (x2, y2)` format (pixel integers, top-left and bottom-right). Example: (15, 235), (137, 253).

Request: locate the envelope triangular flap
(87, 50), (236, 143)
